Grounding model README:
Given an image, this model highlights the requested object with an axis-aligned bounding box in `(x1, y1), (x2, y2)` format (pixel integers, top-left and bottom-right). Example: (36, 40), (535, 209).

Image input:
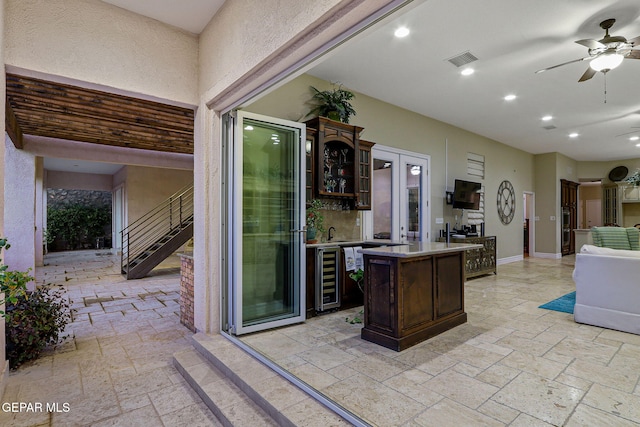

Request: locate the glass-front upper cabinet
(304, 117), (373, 209)
(357, 140), (373, 210)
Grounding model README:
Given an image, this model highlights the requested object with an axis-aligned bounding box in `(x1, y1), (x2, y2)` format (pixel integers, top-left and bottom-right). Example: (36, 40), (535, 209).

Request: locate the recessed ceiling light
(504, 94), (516, 101)
(394, 27), (410, 38)
(636, 143), (640, 147)
(542, 115), (553, 121)
(460, 67), (475, 76)
(630, 136), (640, 141)
(569, 133), (579, 138)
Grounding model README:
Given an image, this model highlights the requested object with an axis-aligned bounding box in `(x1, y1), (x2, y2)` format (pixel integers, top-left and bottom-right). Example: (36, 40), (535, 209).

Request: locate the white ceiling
(100, 0), (225, 34)
(44, 158), (122, 175)
(86, 0), (640, 168)
(308, 0), (640, 162)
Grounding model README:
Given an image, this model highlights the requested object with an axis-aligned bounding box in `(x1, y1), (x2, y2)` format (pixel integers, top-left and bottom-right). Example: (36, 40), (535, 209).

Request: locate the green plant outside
(47, 204), (110, 250)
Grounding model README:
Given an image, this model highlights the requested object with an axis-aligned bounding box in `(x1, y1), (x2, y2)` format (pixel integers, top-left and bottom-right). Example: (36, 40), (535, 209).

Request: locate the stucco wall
(5, 0), (198, 106)
(46, 171), (113, 192)
(4, 137), (35, 277)
(198, 0), (401, 107)
(124, 166), (193, 226)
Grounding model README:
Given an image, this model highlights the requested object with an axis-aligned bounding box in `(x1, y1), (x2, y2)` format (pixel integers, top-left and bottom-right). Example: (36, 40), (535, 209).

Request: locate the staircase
(121, 184), (194, 279)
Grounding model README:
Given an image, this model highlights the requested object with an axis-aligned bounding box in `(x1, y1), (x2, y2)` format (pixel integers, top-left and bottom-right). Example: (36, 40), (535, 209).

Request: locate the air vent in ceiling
(542, 125), (557, 130)
(447, 51), (478, 67)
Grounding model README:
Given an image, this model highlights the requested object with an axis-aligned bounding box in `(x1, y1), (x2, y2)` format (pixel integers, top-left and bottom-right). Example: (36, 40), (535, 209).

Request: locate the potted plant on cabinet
(626, 169), (640, 186)
(306, 199), (325, 243)
(308, 84), (356, 123)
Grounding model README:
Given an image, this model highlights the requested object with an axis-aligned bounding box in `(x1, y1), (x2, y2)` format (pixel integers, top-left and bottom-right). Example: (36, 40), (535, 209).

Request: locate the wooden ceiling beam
(5, 73), (195, 155)
(5, 99), (23, 148)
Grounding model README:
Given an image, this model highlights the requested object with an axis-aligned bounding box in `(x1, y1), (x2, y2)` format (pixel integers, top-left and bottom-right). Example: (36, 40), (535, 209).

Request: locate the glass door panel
(232, 111), (305, 335)
(372, 153), (397, 240)
(400, 157), (428, 242)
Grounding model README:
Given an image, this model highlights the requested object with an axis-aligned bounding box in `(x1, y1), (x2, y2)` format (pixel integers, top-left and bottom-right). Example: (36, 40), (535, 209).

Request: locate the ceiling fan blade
(616, 130), (640, 137)
(535, 57), (590, 74)
(576, 39), (605, 49)
(627, 35), (640, 46)
(626, 49), (640, 59)
(578, 67), (597, 82)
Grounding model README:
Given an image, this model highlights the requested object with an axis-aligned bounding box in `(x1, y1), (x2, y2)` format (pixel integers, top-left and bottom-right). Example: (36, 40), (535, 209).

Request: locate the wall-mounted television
(452, 179), (481, 210)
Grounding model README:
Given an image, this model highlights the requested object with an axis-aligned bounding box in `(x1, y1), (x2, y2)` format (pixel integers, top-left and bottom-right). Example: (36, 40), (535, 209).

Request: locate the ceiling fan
(536, 18), (640, 82)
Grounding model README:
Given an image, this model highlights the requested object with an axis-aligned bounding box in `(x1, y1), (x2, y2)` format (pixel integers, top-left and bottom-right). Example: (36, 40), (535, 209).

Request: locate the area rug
(539, 291), (576, 314)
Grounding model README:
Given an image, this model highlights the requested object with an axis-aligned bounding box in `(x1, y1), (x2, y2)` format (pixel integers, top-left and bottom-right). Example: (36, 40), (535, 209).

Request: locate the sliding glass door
(227, 111), (306, 335)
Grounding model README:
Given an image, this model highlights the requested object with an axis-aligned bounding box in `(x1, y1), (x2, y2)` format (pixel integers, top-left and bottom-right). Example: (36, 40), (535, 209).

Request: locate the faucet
(328, 226), (336, 241)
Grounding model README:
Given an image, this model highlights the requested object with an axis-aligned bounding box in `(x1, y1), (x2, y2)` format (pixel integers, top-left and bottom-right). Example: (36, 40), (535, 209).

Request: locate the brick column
(179, 253), (195, 332)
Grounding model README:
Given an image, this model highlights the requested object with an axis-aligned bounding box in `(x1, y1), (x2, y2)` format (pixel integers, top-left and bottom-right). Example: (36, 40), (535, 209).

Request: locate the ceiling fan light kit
(589, 51), (624, 72)
(537, 18), (640, 81)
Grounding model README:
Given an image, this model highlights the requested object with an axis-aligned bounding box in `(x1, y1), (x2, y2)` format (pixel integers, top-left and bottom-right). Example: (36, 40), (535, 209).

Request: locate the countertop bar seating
(359, 242), (482, 351)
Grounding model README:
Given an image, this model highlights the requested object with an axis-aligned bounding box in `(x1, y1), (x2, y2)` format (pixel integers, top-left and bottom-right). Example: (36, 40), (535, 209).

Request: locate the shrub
(0, 237), (71, 369)
(5, 284), (71, 369)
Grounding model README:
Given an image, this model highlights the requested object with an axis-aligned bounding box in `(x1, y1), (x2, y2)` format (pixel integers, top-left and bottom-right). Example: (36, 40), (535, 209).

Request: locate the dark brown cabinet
(561, 179), (580, 255)
(437, 236), (496, 279)
(357, 140), (373, 210)
(304, 117), (373, 210)
(361, 251), (467, 351)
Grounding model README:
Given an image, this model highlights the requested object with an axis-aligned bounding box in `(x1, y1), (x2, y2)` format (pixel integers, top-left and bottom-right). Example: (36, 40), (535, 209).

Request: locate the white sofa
(573, 244), (640, 335)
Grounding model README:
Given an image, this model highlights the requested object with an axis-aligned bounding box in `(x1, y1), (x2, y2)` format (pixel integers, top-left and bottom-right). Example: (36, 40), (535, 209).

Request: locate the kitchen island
(359, 242), (482, 351)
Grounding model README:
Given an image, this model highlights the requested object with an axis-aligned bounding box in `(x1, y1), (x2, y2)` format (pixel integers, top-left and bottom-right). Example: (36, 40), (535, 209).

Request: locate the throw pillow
(626, 227), (640, 250)
(580, 244), (640, 258)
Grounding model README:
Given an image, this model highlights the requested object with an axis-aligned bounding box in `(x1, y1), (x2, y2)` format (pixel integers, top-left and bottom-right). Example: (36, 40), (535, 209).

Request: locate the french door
(225, 111), (306, 335)
(368, 146), (430, 242)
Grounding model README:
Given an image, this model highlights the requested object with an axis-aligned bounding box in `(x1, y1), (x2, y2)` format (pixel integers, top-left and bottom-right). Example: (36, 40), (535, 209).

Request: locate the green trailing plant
(348, 268), (364, 293)
(306, 199), (326, 234)
(308, 84), (356, 123)
(345, 268), (364, 324)
(5, 284), (71, 369)
(345, 309), (364, 325)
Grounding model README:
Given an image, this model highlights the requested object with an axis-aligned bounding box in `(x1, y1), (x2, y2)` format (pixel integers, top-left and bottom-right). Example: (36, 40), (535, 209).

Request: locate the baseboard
(533, 252), (562, 259)
(497, 255), (523, 265)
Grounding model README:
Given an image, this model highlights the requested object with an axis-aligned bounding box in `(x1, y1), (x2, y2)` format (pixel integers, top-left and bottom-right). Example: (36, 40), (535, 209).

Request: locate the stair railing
(121, 184), (194, 275)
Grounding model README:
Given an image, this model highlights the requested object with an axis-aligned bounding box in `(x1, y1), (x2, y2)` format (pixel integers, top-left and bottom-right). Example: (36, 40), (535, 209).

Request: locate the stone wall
(47, 189), (112, 209)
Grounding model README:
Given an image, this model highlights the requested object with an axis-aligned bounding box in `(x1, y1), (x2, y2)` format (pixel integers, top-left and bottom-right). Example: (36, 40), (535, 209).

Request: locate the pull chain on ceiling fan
(536, 18), (640, 82)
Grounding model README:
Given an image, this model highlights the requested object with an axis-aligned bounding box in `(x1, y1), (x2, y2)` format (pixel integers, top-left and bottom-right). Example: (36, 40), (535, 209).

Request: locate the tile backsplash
(315, 209), (361, 243)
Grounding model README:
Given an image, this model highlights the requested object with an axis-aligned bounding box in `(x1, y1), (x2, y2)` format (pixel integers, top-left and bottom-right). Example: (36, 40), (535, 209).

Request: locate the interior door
(229, 111), (306, 335)
(585, 199), (602, 228)
(370, 146), (430, 242)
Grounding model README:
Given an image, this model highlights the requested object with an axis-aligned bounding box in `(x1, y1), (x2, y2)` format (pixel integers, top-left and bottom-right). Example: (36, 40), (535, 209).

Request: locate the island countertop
(358, 241), (483, 258)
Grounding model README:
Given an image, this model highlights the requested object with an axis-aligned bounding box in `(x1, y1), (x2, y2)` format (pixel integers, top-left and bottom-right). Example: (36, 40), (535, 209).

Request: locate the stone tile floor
(4, 251), (640, 426)
(241, 255), (640, 426)
(0, 250), (220, 427)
